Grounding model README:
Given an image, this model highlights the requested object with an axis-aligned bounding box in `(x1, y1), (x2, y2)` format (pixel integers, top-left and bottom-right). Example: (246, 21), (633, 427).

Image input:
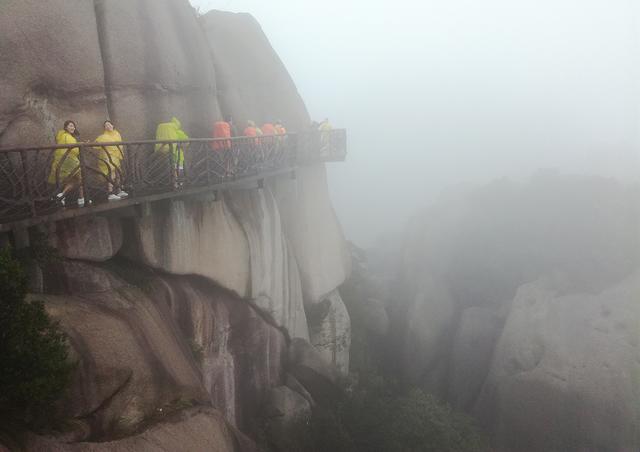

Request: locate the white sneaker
(56, 192), (65, 206)
(108, 193), (121, 201)
(116, 190), (129, 199)
(77, 197), (85, 207)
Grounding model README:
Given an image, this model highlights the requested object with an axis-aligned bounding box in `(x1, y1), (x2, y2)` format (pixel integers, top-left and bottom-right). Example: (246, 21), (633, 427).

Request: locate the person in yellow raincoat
(318, 118), (333, 156)
(95, 120), (128, 201)
(155, 117), (189, 187)
(49, 120), (85, 207)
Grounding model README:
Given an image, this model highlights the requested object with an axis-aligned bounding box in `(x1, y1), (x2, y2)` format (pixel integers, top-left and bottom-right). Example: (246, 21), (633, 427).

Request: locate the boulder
(41, 288), (208, 439)
(308, 291), (351, 374)
(475, 272), (640, 451)
(448, 307), (502, 410)
(25, 407), (238, 452)
(124, 198), (251, 297)
(226, 188), (308, 340)
(269, 165), (352, 304)
(199, 11), (309, 131)
(47, 216), (123, 262)
(94, 0), (219, 139)
(38, 260), (125, 295)
(0, 0), (108, 147)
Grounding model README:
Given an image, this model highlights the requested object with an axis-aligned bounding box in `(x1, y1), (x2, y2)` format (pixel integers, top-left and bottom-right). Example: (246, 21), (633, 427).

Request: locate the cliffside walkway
(0, 130), (346, 232)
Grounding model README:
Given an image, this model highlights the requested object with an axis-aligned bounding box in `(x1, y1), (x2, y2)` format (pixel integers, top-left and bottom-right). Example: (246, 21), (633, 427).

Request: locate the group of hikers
(48, 116), (331, 208)
(49, 119), (127, 207)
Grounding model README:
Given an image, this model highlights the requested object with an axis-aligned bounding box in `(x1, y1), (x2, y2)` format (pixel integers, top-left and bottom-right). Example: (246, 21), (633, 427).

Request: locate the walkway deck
(0, 130), (346, 232)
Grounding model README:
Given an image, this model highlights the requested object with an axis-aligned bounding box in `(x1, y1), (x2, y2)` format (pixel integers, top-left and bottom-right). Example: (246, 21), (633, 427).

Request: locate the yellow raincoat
(155, 117), (188, 167)
(95, 129), (123, 179)
(48, 130), (80, 185)
(318, 120), (332, 132)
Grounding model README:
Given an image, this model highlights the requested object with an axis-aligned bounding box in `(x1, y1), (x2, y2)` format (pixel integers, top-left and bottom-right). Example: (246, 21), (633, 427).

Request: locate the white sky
(192, 0), (640, 245)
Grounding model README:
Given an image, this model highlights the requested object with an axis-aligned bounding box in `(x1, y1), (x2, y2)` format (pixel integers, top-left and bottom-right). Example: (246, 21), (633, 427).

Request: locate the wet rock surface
(226, 188), (309, 340)
(32, 259), (291, 445)
(270, 165), (352, 304)
(47, 216), (123, 262)
(124, 198), (250, 297)
(25, 407), (239, 452)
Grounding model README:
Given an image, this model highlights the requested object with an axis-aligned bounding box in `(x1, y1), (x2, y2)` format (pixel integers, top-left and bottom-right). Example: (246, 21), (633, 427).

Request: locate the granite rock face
(475, 273), (640, 452)
(200, 10), (310, 131)
(307, 291), (351, 374)
(125, 198), (250, 297)
(149, 274), (287, 431)
(391, 174), (640, 436)
(270, 165), (352, 305)
(0, 0), (108, 146)
(43, 287), (207, 439)
(25, 407), (240, 452)
(37, 260), (289, 444)
(0, 0), (219, 146)
(94, 0), (220, 139)
(226, 188), (309, 340)
(47, 216), (123, 262)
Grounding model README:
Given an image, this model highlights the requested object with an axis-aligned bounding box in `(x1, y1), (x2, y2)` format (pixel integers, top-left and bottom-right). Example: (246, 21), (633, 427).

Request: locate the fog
(192, 0), (640, 245)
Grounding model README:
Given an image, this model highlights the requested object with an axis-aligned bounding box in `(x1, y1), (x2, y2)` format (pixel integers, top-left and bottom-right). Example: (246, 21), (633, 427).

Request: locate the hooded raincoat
(48, 130), (80, 185)
(212, 120), (231, 151)
(95, 129), (123, 179)
(155, 117), (188, 167)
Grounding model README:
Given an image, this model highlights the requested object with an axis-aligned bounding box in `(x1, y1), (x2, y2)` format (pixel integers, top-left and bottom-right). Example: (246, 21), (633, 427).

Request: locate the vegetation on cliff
(287, 374), (488, 452)
(0, 247), (73, 429)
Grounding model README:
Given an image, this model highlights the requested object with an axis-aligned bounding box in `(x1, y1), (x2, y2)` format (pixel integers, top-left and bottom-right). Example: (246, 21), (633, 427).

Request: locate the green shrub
(0, 247), (74, 429)
(299, 375), (489, 452)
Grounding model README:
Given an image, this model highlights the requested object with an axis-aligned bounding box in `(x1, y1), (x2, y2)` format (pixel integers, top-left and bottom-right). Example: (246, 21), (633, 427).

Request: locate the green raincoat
(155, 117), (188, 167)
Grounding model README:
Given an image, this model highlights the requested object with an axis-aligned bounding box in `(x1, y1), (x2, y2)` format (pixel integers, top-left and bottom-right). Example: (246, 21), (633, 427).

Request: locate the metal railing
(0, 129), (346, 225)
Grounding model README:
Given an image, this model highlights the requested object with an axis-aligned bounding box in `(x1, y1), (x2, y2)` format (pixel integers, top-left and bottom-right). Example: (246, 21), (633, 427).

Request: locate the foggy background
(192, 0), (640, 246)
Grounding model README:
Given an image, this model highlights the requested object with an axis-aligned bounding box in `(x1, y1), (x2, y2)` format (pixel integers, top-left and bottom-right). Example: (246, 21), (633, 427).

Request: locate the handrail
(0, 132), (302, 153)
(0, 129), (347, 228)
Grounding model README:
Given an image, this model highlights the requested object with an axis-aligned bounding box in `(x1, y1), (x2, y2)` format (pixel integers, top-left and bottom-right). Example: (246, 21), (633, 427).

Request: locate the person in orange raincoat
(261, 122), (276, 136)
(261, 122), (276, 151)
(243, 120), (260, 145)
(212, 116), (233, 151)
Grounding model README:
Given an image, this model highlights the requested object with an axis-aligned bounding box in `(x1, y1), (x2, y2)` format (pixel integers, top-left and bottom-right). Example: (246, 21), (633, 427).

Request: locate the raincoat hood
(171, 117), (182, 130)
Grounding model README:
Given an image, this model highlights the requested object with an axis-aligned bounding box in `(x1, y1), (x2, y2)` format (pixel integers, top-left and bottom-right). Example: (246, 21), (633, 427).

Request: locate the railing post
(77, 145), (90, 204)
(170, 143), (177, 189)
(19, 151), (37, 217)
(123, 143), (134, 197)
(205, 143), (213, 186)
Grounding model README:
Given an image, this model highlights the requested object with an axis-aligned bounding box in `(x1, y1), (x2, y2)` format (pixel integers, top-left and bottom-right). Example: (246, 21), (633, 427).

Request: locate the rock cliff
(0, 1), (351, 449)
(389, 172), (640, 451)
